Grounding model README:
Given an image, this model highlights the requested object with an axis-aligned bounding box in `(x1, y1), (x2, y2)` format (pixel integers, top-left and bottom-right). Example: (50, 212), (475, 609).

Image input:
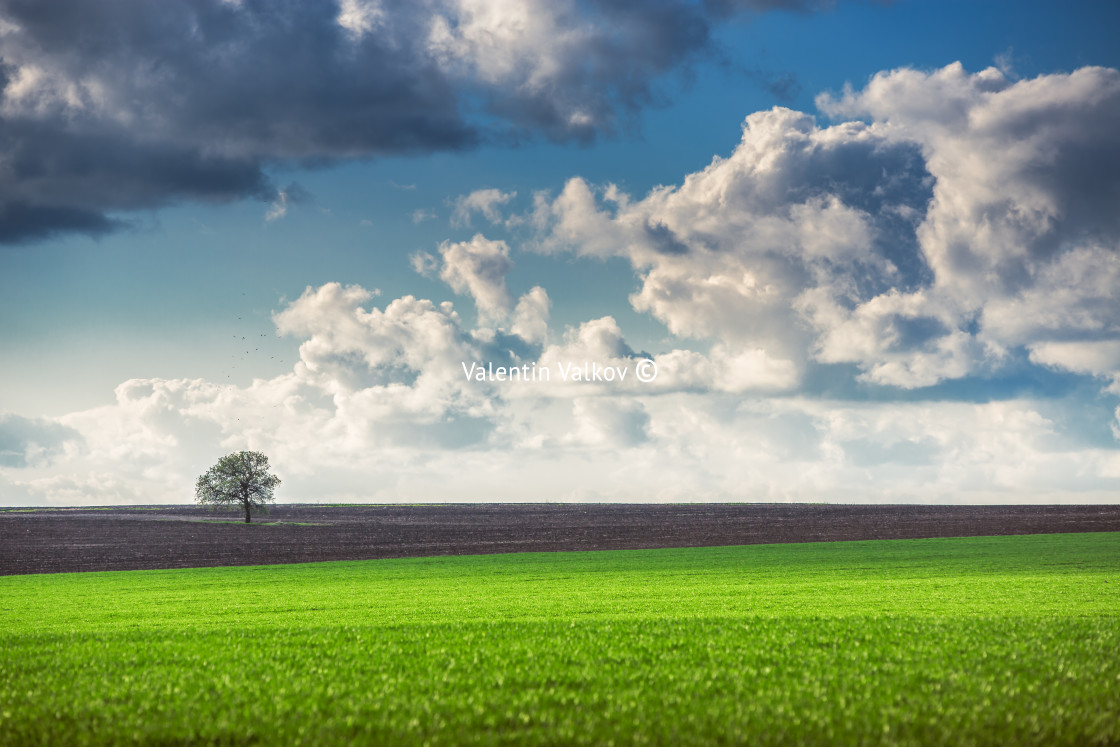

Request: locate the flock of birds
(220, 296), (294, 417)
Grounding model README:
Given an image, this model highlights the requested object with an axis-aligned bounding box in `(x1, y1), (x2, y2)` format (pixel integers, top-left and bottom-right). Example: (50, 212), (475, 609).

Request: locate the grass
(1, 533), (1118, 745)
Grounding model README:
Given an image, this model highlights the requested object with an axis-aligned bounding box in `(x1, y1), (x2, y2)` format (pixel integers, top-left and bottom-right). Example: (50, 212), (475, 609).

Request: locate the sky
(2, 0), (1120, 505)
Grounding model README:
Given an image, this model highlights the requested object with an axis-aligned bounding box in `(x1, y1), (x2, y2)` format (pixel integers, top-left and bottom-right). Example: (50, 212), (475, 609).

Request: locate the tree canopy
(195, 451), (281, 524)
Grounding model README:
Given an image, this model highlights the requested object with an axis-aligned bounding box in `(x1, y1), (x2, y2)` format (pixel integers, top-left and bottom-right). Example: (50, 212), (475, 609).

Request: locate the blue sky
(2, 0), (1119, 504)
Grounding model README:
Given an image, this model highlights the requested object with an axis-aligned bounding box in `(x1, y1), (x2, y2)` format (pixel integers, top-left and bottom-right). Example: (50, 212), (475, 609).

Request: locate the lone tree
(195, 451), (281, 524)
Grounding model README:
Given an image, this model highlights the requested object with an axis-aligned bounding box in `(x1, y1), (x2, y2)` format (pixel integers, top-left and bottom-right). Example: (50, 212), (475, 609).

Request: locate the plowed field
(4, 503), (1119, 575)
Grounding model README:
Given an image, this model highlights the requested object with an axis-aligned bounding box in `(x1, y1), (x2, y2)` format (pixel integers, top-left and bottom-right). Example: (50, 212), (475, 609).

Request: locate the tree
(195, 451), (281, 524)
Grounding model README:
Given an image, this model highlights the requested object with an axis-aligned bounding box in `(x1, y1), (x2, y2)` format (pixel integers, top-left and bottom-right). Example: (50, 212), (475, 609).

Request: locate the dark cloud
(0, 0), (465, 243)
(0, 0), (865, 245)
(0, 413), (81, 467)
(0, 201), (122, 244)
(0, 0), (725, 244)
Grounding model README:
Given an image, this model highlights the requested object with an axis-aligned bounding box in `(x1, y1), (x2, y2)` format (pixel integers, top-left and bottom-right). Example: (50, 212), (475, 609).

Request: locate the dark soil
(3, 503), (1119, 576)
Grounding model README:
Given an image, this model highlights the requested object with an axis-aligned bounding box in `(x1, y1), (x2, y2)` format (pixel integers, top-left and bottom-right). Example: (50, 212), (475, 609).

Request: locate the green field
(2, 533), (1119, 745)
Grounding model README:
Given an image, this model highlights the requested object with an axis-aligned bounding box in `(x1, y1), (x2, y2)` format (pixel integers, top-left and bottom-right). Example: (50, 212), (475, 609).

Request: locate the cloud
(818, 64), (1120, 298)
(0, 413), (81, 467)
(569, 397), (650, 448)
(410, 250), (440, 277)
(0, 0), (726, 244)
(6, 62), (1120, 506)
(511, 286), (551, 345)
(7, 369), (1117, 505)
(1029, 339), (1120, 396)
(436, 234), (515, 322)
(450, 188), (517, 228)
(272, 283), (484, 410)
(524, 316), (797, 397)
(530, 63), (1120, 391)
(264, 182), (312, 222)
(530, 106), (930, 389)
(416, 233), (550, 343)
(813, 63), (1120, 386)
(4, 273), (1119, 505)
(424, 0), (712, 139)
(1029, 341), (1120, 380)
(0, 0), (893, 245)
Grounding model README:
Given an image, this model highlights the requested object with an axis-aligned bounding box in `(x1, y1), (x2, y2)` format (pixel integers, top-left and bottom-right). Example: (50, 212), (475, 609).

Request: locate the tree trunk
(244, 501), (251, 524)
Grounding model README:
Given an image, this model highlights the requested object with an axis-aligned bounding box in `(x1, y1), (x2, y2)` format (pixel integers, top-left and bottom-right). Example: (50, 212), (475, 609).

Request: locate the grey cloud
(0, 119), (275, 232)
(0, 0), (462, 243)
(0, 201), (122, 244)
(643, 219), (691, 256)
(0, 0), (728, 244)
(477, 0), (712, 142)
(819, 64), (1120, 295)
(0, 413), (82, 467)
(0, 0), (870, 245)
